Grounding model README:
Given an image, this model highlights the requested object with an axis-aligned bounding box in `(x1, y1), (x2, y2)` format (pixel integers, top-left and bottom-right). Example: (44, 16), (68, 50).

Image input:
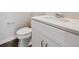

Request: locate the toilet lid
(16, 27), (32, 35)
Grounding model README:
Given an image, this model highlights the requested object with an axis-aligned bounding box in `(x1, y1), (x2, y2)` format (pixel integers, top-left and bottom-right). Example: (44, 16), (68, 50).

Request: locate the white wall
(15, 12), (31, 29)
(31, 12), (46, 16)
(46, 12), (79, 19)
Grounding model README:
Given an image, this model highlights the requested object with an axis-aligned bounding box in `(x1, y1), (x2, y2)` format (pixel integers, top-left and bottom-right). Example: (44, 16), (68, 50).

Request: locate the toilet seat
(16, 27), (32, 35)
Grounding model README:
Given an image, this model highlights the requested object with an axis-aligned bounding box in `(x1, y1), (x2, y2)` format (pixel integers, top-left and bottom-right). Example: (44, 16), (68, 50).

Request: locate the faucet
(55, 13), (64, 18)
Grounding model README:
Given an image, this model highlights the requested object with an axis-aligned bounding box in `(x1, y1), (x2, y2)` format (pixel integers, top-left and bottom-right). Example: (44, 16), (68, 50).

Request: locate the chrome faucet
(55, 13), (64, 18)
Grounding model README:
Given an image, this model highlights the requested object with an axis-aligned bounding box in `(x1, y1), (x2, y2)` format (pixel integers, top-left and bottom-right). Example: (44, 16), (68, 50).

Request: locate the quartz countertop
(32, 15), (79, 36)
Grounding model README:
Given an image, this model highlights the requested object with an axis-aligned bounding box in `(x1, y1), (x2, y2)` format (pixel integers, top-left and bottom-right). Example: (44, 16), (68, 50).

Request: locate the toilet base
(18, 38), (31, 47)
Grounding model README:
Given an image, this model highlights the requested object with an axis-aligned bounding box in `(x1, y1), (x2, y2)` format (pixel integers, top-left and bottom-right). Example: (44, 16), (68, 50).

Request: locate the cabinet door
(63, 31), (79, 47)
(32, 20), (59, 47)
(32, 29), (43, 47)
(32, 28), (60, 47)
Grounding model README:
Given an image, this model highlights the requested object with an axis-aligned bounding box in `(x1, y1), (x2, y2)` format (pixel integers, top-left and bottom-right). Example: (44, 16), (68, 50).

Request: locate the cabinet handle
(41, 40), (44, 47)
(45, 43), (48, 47)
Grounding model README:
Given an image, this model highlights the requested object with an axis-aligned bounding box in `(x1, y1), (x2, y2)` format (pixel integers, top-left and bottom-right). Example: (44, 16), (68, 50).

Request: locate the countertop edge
(32, 18), (79, 36)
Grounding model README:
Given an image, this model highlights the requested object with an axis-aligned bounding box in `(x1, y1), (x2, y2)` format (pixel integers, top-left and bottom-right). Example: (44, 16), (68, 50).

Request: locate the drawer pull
(41, 40), (44, 47)
(45, 43), (48, 47)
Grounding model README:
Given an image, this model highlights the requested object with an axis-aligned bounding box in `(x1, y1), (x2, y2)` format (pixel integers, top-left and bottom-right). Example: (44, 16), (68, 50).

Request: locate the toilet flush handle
(7, 21), (15, 25)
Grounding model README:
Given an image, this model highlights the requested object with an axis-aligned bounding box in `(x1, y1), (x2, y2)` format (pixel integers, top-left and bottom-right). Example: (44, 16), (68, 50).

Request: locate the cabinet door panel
(32, 28), (60, 47)
(32, 30), (42, 47)
(63, 31), (79, 47)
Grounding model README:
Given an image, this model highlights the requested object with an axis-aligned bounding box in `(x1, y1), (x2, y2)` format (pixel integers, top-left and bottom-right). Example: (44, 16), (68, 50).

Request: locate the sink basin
(42, 16), (70, 22)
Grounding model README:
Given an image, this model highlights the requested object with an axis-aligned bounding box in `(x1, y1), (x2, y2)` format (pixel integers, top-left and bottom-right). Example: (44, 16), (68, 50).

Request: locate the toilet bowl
(16, 27), (32, 47)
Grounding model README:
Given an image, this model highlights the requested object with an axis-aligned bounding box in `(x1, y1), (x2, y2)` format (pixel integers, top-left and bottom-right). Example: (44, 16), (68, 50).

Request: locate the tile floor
(0, 39), (32, 47)
(0, 39), (19, 47)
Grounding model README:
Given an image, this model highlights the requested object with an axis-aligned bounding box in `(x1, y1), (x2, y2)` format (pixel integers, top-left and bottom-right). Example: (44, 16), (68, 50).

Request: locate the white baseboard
(0, 37), (16, 45)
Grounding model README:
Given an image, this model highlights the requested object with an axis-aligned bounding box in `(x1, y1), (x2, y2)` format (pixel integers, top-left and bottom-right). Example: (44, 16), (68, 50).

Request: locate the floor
(0, 39), (32, 47)
(0, 39), (19, 47)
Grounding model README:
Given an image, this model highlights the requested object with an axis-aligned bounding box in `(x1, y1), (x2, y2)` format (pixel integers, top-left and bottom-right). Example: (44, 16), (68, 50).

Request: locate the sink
(42, 16), (70, 22)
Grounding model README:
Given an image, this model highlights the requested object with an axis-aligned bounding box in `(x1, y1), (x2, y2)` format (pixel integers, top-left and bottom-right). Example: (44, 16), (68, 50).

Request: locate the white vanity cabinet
(32, 20), (61, 47)
(32, 20), (79, 47)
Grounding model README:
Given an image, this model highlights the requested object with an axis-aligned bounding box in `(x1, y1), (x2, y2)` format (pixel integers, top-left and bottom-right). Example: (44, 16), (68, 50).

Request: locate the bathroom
(0, 12), (79, 47)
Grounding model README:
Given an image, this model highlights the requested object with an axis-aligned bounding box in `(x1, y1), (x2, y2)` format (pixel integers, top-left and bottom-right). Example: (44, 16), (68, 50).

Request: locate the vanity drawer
(32, 20), (79, 47)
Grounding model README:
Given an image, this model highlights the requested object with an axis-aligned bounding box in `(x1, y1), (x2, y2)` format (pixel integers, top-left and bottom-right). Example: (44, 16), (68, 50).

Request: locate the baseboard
(0, 37), (16, 45)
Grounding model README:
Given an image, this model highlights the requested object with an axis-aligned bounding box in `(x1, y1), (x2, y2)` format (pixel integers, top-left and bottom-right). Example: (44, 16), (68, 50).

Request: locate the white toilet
(16, 27), (32, 47)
